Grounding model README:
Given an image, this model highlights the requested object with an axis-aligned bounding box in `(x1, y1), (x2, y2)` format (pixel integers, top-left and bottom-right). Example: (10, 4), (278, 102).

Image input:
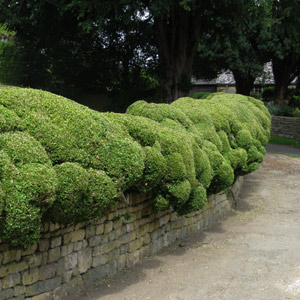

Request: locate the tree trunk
(272, 55), (299, 105)
(233, 70), (256, 96)
(155, 6), (202, 102)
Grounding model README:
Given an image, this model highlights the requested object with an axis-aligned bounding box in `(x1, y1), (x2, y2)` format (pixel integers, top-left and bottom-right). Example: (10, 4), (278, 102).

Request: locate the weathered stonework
(0, 177), (244, 300)
(271, 116), (300, 139)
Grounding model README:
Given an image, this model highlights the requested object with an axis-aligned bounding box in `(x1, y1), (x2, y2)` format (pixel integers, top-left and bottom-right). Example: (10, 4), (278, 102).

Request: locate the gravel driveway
(74, 153), (300, 300)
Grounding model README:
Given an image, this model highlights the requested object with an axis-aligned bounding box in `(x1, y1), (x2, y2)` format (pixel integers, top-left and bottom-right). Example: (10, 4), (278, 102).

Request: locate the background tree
(194, 0), (272, 96)
(0, 24), (23, 85)
(0, 0), (249, 103)
(261, 0), (300, 104)
(0, 0), (158, 109)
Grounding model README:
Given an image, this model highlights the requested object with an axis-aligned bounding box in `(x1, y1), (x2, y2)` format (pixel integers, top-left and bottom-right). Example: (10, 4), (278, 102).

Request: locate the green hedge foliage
(0, 86), (271, 246)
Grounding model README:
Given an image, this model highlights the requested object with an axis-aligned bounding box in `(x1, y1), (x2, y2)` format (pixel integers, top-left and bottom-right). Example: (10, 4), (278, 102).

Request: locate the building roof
(192, 62), (297, 86)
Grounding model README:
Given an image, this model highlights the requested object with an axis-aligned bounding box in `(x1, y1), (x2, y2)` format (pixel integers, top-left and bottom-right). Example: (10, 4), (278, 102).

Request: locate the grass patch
(269, 136), (300, 148)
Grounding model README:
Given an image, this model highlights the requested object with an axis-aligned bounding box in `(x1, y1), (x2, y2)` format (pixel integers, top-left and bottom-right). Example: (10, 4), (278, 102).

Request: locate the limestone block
(77, 248), (92, 274)
(142, 233), (151, 245)
(48, 248), (60, 264)
(115, 226), (127, 238)
(24, 253), (42, 268)
(2, 250), (22, 265)
(108, 231), (117, 242)
(0, 262), (28, 278)
(85, 226), (95, 239)
(0, 288), (13, 300)
(137, 224), (150, 238)
(38, 240), (49, 252)
(13, 285), (26, 297)
(41, 252), (48, 266)
(117, 254), (126, 271)
(95, 224), (104, 235)
(107, 211), (118, 221)
(150, 237), (163, 254)
(62, 270), (72, 284)
(96, 241), (118, 255)
(107, 249), (120, 263)
(126, 250), (139, 267)
(63, 229), (85, 244)
(120, 244), (128, 255)
(21, 268), (39, 285)
(88, 236), (101, 248)
(26, 277), (61, 297)
(38, 264), (56, 281)
(60, 244), (73, 257)
(139, 245), (151, 258)
(49, 222), (60, 232)
(52, 276), (83, 300)
(73, 223), (85, 231)
(104, 222), (113, 234)
(2, 273), (20, 289)
(128, 239), (143, 253)
(92, 255), (107, 268)
(31, 291), (52, 300)
(119, 232), (136, 245)
(10, 294), (25, 300)
(64, 253), (77, 271)
(82, 239), (88, 249)
(21, 244), (38, 256)
(50, 237), (62, 249)
(73, 242), (83, 252)
(113, 219), (122, 230)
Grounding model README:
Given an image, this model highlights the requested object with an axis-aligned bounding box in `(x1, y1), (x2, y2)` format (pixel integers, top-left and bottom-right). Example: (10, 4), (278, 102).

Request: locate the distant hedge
(0, 86), (271, 246)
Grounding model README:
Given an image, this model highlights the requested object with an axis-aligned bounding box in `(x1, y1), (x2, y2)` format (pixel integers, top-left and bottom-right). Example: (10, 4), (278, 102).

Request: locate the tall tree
(269, 0), (300, 104)
(57, 0), (211, 101)
(0, 0), (157, 101)
(193, 0), (272, 96)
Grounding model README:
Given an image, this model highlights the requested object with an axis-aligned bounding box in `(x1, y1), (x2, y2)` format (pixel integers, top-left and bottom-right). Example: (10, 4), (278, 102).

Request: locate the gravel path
(75, 153), (300, 300)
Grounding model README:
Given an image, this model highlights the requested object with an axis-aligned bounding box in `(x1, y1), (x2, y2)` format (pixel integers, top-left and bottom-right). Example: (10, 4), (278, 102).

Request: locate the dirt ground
(74, 153), (300, 300)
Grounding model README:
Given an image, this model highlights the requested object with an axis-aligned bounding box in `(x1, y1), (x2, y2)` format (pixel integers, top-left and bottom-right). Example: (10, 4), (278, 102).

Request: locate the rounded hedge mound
(0, 86), (271, 246)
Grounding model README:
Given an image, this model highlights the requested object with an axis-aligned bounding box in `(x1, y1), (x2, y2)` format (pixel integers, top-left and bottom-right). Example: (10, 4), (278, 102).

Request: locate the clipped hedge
(0, 86), (271, 246)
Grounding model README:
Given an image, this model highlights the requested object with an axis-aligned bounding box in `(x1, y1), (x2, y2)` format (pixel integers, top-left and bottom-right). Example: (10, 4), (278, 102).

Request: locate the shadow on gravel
(74, 259), (163, 299)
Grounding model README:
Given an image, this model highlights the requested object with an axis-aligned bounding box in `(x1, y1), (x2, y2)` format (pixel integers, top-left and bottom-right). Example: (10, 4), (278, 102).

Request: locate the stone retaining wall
(0, 177), (244, 300)
(271, 116), (300, 139)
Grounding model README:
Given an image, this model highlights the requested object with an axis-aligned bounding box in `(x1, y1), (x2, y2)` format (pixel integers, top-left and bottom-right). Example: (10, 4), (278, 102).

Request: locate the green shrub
(168, 179), (191, 206)
(178, 183), (207, 215)
(46, 163), (89, 224)
(135, 145), (166, 193)
(191, 92), (212, 99)
(0, 86), (270, 246)
(0, 132), (51, 166)
(289, 95), (300, 108)
(265, 104), (294, 117)
(262, 86), (275, 102)
(250, 92), (262, 100)
(189, 184), (207, 211)
(0, 41), (23, 85)
(154, 194), (169, 211)
(293, 108), (300, 118)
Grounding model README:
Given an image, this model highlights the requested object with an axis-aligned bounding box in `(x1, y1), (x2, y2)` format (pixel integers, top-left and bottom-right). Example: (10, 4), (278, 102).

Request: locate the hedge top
(0, 86), (271, 246)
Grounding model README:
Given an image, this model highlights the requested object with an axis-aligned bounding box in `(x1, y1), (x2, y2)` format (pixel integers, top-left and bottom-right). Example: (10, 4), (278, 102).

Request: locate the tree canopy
(0, 0), (300, 105)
